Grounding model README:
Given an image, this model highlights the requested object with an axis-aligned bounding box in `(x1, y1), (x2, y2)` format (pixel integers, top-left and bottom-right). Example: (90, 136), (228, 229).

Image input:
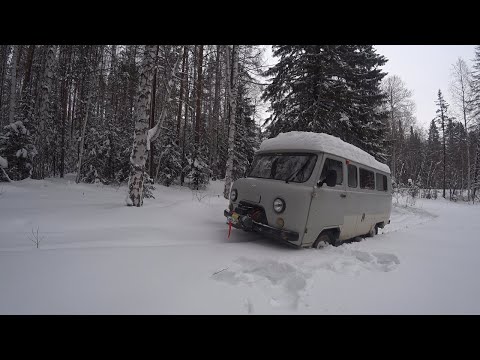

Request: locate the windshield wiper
(285, 157), (311, 183)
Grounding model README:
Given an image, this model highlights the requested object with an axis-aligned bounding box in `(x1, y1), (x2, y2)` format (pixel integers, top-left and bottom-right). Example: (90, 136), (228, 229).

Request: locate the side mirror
(325, 170), (337, 187)
(317, 170), (337, 188)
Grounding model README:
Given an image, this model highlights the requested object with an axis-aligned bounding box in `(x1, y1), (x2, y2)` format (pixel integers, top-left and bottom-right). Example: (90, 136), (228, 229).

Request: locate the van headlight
(273, 198), (285, 213)
(230, 189), (238, 201)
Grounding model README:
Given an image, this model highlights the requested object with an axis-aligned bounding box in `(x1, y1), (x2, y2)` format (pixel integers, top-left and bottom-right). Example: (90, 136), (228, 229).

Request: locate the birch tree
(381, 75), (416, 183)
(126, 45), (157, 206)
(450, 58), (473, 201)
(223, 45), (239, 199)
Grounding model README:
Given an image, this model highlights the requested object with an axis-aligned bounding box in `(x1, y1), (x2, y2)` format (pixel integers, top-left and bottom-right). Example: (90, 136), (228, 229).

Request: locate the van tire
(366, 226), (376, 238)
(313, 231), (335, 249)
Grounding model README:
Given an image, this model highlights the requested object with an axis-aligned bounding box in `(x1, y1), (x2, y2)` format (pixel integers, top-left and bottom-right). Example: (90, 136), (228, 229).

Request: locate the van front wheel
(313, 232), (335, 249)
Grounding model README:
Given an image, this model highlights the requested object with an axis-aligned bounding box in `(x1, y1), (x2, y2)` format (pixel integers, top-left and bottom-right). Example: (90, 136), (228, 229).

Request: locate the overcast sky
(375, 45), (477, 130)
(258, 45), (478, 131)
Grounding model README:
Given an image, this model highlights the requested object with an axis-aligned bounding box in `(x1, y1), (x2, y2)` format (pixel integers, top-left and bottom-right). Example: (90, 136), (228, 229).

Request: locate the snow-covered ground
(1, 176), (480, 314)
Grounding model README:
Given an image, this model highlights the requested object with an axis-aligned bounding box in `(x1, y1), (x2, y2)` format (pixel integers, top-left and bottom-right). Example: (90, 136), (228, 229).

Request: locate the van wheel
(313, 232), (335, 249)
(367, 226), (376, 237)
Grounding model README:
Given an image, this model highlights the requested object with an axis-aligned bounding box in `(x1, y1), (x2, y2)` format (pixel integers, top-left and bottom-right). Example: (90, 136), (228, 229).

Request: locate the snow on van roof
(259, 131), (390, 173)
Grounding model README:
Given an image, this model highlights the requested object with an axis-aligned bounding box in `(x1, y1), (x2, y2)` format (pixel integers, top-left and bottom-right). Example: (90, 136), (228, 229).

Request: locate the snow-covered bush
(143, 173), (155, 199)
(393, 180), (419, 207)
(187, 143), (210, 190)
(0, 121), (37, 181)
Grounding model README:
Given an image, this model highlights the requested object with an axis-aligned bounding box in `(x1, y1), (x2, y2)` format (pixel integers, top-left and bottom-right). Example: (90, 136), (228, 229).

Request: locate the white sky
(257, 45), (478, 131)
(375, 45), (477, 130)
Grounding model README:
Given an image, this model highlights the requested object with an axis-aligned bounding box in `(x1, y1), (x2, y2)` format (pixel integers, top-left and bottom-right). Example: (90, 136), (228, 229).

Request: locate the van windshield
(248, 153), (317, 183)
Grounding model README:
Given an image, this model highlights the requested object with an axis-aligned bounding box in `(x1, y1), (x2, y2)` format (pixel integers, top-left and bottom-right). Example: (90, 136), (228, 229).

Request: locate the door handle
(340, 194), (347, 198)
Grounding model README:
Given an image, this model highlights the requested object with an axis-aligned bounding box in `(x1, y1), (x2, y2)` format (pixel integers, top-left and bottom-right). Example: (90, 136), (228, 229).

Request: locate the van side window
(348, 164), (357, 188)
(376, 173), (388, 191)
(320, 158), (343, 185)
(359, 168), (375, 189)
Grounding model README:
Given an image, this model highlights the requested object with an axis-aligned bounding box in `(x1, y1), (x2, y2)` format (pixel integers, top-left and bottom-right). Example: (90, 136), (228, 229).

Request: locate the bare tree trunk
(210, 46), (221, 176)
(35, 45), (56, 179)
(192, 45), (204, 189)
(176, 46), (187, 141)
(22, 45), (35, 94)
(0, 46), (9, 125)
(126, 45), (157, 207)
(146, 46), (182, 146)
(441, 110), (446, 199)
(180, 47), (190, 186)
(194, 45), (204, 145)
(463, 106), (471, 202)
(148, 45), (159, 177)
(9, 45), (18, 124)
(473, 139), (478, 204)
(60, 46), (72, 178)
(390, 97), (396, 182)
(75, 82), (93, 183)
(223, 45), (239, 199)
(70, 85), (77, 139)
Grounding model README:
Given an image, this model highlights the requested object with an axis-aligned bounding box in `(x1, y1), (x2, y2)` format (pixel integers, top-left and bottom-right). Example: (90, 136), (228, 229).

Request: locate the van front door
(305, 156), (347, 245)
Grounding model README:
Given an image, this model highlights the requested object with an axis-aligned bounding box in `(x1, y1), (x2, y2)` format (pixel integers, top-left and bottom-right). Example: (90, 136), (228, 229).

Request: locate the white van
(224, 131), (392, 248)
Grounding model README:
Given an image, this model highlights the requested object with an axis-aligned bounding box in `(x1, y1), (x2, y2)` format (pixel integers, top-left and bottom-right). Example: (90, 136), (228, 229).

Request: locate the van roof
(258, 131), (390, 174)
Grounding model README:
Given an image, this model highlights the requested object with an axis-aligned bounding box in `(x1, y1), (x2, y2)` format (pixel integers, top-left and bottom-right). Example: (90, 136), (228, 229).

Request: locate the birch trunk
(9, 45), (18, 124)
(126, 45), (157, 207)
(223, 45), (239, 199)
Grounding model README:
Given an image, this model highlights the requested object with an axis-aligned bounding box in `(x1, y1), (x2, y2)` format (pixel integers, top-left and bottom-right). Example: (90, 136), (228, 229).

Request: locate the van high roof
(259, 131), (391, 174)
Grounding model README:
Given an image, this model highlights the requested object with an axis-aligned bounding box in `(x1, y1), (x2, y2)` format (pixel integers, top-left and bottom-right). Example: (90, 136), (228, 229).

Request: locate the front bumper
(224, 209), (299, 243)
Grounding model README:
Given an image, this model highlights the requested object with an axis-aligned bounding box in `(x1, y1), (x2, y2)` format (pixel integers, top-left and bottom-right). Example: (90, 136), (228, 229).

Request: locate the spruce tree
(434, 90), (453, 198)
(262, 45), (388, 160)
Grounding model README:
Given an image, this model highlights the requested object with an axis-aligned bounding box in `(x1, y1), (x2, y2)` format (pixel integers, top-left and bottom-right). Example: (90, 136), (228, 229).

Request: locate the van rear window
(376, 173), (388, 191)
(248, 153), (317, 183)
(359, 168), (375, 189)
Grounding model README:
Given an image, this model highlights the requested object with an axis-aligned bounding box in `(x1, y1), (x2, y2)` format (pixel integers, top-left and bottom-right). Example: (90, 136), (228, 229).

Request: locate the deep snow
(1, 176), (480, 314)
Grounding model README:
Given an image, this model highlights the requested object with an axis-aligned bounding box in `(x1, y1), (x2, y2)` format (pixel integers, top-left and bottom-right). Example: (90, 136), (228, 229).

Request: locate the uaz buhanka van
(224, 131), (392, 248)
